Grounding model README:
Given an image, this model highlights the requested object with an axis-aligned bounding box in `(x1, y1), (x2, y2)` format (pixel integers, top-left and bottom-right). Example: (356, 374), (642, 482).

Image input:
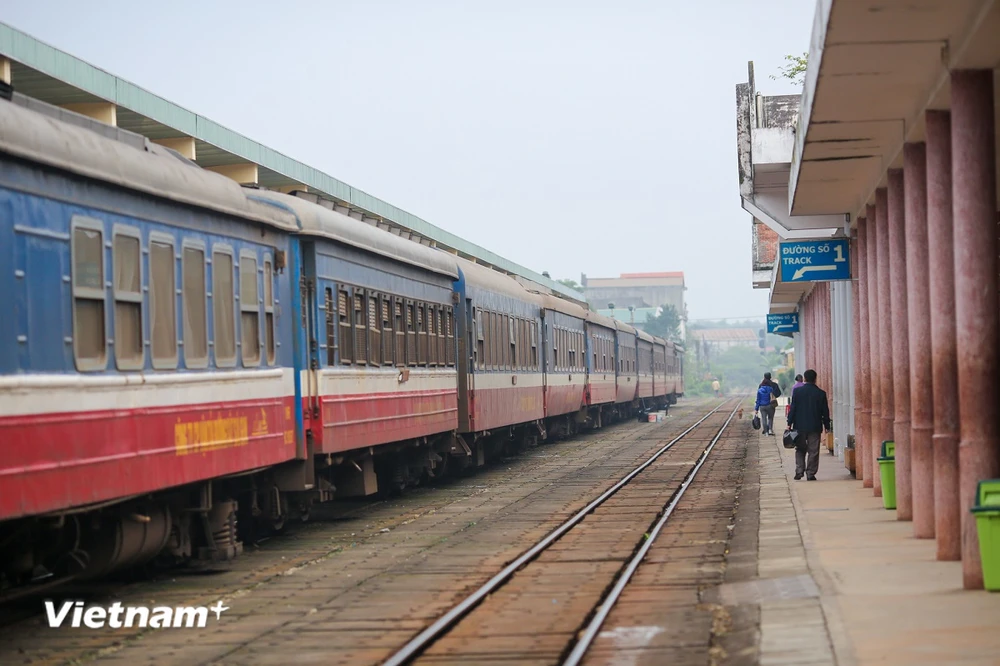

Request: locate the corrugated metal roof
(0, 21), (584, 304)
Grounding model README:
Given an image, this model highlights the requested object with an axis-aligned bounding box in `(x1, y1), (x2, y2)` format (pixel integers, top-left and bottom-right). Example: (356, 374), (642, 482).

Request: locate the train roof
(456, 256), (543, 303)
(585, 310), (619, 330)
(0, 98), (297, 231)
(612, 319), (637, 335)
(637, 329), (655, 344)
(539, 294), (590, 319)
(249, 190), (458, 279)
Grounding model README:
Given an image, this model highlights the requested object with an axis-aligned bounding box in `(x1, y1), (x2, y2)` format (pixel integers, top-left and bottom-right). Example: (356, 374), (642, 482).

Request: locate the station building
(738, 0), (1000, 590)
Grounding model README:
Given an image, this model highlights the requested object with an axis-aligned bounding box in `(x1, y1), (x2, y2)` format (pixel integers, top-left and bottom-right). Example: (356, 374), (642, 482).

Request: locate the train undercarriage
(0, 393), (681, 597)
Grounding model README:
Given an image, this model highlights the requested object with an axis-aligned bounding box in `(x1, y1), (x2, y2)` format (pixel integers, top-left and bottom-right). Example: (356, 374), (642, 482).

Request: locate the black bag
(783, 429), (799, 449)
(751, 414), (761, 431)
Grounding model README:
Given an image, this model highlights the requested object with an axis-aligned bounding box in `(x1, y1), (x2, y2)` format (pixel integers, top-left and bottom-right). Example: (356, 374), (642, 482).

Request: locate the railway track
(383, 398), (745, 665)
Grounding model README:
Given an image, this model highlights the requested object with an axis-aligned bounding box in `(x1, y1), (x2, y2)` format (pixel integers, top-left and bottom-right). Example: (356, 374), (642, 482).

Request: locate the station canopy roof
(790, 0), (1000, 218)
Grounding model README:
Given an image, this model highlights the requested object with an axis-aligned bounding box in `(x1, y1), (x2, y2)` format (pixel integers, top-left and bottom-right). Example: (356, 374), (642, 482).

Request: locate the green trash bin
(878, 440), (896, 510)
(973, 479), (1000, 591)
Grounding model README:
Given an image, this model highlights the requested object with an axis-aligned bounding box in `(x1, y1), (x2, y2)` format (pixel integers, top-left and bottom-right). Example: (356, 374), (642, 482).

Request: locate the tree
(771, 52), (808, 86)
(557, 278), (583, 293)
(643, 304), (682, 342)
(711, 346), (773, 392)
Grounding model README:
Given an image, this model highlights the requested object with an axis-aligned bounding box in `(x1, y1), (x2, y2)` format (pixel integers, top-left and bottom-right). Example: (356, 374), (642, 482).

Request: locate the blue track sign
(779, 239), (850, 282)
(767, 312), (799, 334)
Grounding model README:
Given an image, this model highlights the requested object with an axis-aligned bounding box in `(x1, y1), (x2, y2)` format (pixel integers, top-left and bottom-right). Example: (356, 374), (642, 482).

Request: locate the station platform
(754, 412), (1000, 665)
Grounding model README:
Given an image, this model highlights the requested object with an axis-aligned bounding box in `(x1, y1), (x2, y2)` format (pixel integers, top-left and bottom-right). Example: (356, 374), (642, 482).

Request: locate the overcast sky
(5, 0), (813, 320)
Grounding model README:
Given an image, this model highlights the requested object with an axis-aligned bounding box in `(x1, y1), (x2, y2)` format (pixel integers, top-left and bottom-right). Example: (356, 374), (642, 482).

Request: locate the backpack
(756, 385), (773, 407)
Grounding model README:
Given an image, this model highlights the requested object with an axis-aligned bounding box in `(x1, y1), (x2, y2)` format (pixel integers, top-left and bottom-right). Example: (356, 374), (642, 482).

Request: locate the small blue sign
(779, 239), (851, 282)
(767, 312), (799, 334)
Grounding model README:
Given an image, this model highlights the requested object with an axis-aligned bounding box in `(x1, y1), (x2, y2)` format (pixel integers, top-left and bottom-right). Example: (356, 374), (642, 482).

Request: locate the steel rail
(562, 400), (742, 666)
(382, 399), (738, 666)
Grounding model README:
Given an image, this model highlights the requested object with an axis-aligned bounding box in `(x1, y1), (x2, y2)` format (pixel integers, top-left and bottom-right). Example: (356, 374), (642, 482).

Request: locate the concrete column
(877, 190), (895, 498)
(888, 169), (912, 520)
(0, 57), (10, 85)
(951, 70), (999, 589)
(856, 220), (870, 483)
(866, 203), (880, 490)
(847, 274), (856, 441)
(831, 283), (840, 450)
(904, 142), (935, 537)
(926, 110), (961, 561)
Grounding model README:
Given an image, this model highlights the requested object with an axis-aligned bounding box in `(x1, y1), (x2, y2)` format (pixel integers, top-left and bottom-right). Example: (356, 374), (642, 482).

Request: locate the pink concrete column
(866, 203), (881, 490)
(876, 189), (894, 497)
(926, 110), (960, 561)
(856, 219), (870, 483)
(904, 142), (935, 537)
(951, 70), (999, 589)
(824, 284), (832, 395)
(888, 169), (912, 520)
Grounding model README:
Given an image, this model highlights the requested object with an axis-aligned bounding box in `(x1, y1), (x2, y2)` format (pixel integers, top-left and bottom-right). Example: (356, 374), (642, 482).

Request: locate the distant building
(581, 272), (685, 320)
(690, 328), (759, 354)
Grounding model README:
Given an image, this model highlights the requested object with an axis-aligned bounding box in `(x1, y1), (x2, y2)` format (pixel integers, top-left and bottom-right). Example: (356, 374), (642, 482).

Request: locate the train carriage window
(475, 309), (484, 370)
(354, 291), (367, 364)
(325, 287), (335, 366)
(498, 314), (506, 371)
(494, 312), (501, 370)
(446, 307), (455, 367)
(394, 299), (406, 366)
(517, 317), (528, 370)
(150, 238), (178, 369)
(264, 257), (275, 365)
(530, 321), (538, 369)
(71, 220), (107, 370)
(406, 301), (416, 367)
(427, 304), (438, 366)
(368, 294), (381, 366)
(437, 305), (448, 367)
(338, 287), (352, 364)
(485, 311), (493, 370)
(182, 244), (208, 368)
(382, 296), (393, 366)
(112, 228), (143, 370)
(507, 315), (515, 370)
(239, 253), (260, 367)
(552, 327), (559, 371)
(416, 303), (427, 366)
(212, 249), (236, 367)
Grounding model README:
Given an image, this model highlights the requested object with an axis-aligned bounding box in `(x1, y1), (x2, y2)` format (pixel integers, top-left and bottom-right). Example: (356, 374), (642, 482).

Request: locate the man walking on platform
(787, 369), (830, 481)
(755, 373), (781, 436)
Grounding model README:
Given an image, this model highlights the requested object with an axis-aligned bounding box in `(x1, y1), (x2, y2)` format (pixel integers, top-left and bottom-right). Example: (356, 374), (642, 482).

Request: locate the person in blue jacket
(754, 373), (780, 435)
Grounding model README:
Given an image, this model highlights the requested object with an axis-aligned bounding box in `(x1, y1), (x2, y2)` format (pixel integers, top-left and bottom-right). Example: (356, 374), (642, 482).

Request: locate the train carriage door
(298, 242), (321, 442)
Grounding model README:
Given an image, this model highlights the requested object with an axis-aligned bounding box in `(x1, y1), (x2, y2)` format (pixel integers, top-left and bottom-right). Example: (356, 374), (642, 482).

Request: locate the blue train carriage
(247, 190), (461, 496)
(538, 294), (589, 438)
(613, 319), (640, 407)
(584, 309), (620, 424)
(453, 257), (545, 462)
(670, 340), (685, 402)
(0, 95), (305, 581)
(636, 328), (656, 402)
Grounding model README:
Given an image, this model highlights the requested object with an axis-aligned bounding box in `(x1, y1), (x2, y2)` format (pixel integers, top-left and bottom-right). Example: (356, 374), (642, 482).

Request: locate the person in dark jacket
(787, 369), (830, 481)
(755, 373), (781, 436)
